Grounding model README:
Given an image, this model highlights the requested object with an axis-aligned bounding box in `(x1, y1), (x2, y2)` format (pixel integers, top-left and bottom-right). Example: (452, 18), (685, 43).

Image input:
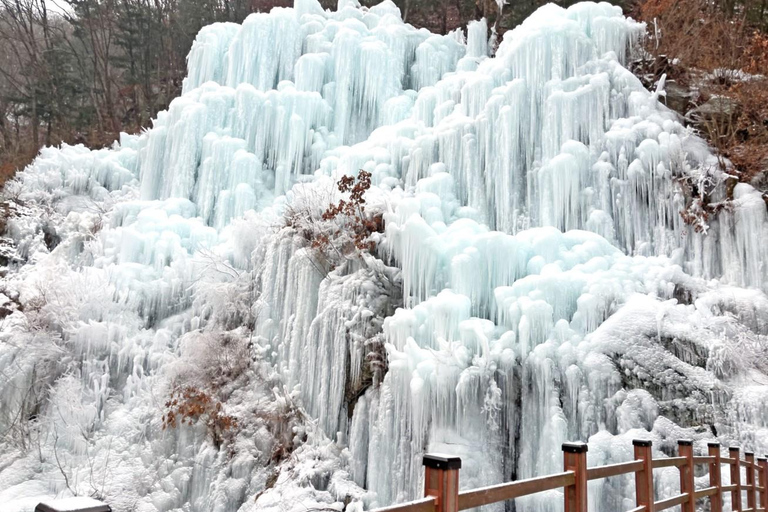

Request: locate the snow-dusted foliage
(2, 1), (768, 512)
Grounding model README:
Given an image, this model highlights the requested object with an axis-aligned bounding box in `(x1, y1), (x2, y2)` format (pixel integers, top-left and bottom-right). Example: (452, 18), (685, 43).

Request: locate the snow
(2, 1), (768, 512)
(36, 497), (109, 512)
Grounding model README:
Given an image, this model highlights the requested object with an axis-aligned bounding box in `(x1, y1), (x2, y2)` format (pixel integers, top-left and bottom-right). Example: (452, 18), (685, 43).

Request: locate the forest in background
(1, 0), (768, 191)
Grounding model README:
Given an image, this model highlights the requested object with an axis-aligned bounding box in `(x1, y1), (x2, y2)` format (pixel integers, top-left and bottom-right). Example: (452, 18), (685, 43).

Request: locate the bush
(162, 332), (251, 452)
(317, 170), (381, 253)
(707, 329), (768, 379)
(676, 168), (732, 234)
(286, 170), (384, 274)
(162, 385), (238, 449)
(633, 0), (768, 188)
(161, 331), (308, 461)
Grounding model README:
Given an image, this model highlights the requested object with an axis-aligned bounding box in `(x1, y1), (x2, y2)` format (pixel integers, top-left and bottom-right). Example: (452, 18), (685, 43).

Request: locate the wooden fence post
(730, 446), (743, 512)
(423, 454), (461, 512)
(758, 457), (768, 512)
(746, 452), (756, 512)
(633, 439), (654, 512)
(708, 442), (723, 512)
(563, 442), (588, 512)
(678, 440), (695, 512)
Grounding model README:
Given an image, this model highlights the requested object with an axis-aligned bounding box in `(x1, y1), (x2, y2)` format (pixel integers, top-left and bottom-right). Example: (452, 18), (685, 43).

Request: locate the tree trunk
(0, 113), (13, 156)
(31, 95), (39, 149)
(441, 0), (448, 34)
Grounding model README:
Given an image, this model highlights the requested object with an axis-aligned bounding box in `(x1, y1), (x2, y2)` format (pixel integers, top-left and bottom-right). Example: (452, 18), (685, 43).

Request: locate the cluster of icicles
(7, 0), (768, 511)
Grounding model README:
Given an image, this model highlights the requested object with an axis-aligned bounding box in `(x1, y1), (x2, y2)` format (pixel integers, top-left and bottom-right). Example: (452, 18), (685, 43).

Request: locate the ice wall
(139, 0), (754, 286)
(3, 1), (768, 512)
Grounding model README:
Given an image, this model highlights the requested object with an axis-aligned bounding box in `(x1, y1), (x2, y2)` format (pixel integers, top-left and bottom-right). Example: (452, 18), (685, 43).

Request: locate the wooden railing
(372, 440), (768, 512)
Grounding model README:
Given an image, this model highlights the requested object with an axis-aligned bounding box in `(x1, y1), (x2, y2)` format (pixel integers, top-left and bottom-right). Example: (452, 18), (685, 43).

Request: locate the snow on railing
(371, 441), (768, 512)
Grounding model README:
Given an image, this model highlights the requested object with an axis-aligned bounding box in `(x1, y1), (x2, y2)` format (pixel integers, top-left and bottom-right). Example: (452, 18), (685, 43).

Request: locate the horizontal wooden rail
(374, 497), (436, 512)
(694, 486), (718, 498)
(370, 440), (768, 512)
(457, 471), (575, 510)
(653, 456), (686, 468)
(586, 460), (643, 481)
(654, 493), (689, 511)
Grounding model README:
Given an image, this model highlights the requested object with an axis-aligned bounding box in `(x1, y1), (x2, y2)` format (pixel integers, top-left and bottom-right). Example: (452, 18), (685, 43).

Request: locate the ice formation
(3, 1), (768, 512)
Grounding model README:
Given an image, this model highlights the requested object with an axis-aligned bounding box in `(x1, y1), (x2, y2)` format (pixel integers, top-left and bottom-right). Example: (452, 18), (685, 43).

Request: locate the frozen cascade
(3, 1), (768, 512)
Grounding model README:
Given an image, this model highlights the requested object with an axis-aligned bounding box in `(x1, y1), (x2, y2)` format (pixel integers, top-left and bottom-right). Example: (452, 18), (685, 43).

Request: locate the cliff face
(1, 2), (768, 512)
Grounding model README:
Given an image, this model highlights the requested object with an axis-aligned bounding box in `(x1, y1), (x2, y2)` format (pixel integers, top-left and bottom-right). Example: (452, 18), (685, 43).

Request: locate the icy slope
(2, 1), (768, 512)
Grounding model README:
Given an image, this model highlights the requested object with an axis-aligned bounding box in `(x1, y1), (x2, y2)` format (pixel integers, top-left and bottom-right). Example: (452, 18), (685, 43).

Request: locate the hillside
(1, 1), (768, 512)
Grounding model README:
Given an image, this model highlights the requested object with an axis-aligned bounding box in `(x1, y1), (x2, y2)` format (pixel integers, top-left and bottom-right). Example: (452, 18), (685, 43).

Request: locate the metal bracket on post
(423, 454), (461, 512)
(634, 439), (654, 512)
(730, 447), (743, 512)
(678, 440), (695, 512)
(708, 442), (723, 512)
(563, 442), (588, 512)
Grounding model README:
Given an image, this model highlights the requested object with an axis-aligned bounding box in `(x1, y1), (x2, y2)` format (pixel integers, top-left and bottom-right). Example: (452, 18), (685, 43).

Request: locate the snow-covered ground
(2, 1), (768, 511)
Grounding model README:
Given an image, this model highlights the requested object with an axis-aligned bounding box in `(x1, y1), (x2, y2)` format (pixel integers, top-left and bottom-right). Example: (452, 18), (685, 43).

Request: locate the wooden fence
(372, 440), (768, 512)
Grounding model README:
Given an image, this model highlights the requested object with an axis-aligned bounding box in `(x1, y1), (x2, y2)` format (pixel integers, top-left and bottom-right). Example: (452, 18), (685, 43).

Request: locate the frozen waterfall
(2, 1), (768, 512)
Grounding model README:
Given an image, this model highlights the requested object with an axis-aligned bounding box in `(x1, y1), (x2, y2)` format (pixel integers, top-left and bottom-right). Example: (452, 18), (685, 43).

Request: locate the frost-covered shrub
(0, 328), (63, 451)
(677, 166), (732, 234)
(175, 331), (252, 392)
(285, 170), (384, 273)
(162, 385), (239, 449)
(316, 170), (382, 252)
(192, 254), (257, 331)
(707, 329), (768, 378)
(252, 386), (307, 465)
(163, 329), (310, 463)
(0, 264), (134, 451)
(162, 331), (251, 451)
